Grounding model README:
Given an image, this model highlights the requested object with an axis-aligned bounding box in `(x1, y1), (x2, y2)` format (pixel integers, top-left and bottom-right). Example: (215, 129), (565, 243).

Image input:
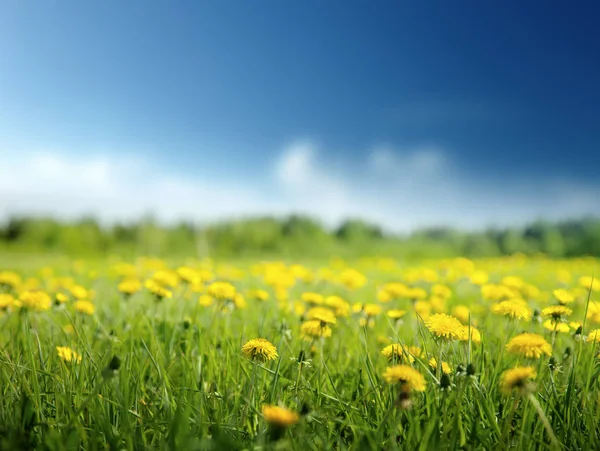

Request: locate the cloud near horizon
(0, 143), (598, 232)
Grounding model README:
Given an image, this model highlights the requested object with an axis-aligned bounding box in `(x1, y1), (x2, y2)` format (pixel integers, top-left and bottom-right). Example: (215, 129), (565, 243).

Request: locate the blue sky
(1, 1), (599, 231)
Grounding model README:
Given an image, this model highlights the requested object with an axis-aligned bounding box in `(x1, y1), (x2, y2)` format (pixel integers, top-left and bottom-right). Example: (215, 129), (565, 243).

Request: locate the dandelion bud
(440, 373), (451, 390)
(108, 355), (121, 371)
(548, 356), (557, 371)
(467, 363), (476, 376)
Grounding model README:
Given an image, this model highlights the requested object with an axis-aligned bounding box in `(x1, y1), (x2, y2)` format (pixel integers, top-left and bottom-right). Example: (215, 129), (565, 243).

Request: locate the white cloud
(0, 144), (598, 232)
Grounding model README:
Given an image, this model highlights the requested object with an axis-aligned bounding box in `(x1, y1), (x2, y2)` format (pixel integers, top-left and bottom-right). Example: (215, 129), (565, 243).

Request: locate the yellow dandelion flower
(306, 307), (337, 324)
(382, 344), (414, 363)
(406, 287), (428, 300)
(261, 405), (299, 427)
(118, 278), (142, 295)
(0, 271), (22, 289)
(586, 329), (600, 343)
(432, 284), (452, 299)
(55, 293), (69, 304)
(19, 291), (51, 311)
(428, 358), (452, 374)
(300, 320), (332, 340)
(386, 309), (407, 319)
(363, 303), (382, 316)
(0, 294), (14, 309)
(339, 268), (367, 290)
(469, 270), (489, 285)
(198, 294), (214, 307)
(542, 320), (570, 333)
(324, 295), (350, 317)
(579, 276), (600, 292)
(506, 333), (552, 359)
(407, 346), (423, 358)
(569, 321), (582, 331)
(56, 346), (82, 363)
(414, 300), (432, 319)
(382, 364), (426, 391)
(145, 279), (173, 300)
(424, 313), (463, 340)
(301, 292), (324, 305)
(553, 288), (574, 305)
(451, 305), (470, 324)
(69, 285), (89, 300)
(74, 300), (95, 315)
(241, 338), (278, 362)
(500, 366), (536, 393)
(233, 293), (247, 309)
(541, 305), (572, 319)
(152, 270), (180, 288)
(458, 325), (482, 344)
(176, 266), (200, 284)
(491, 299), (532, 321)
(207, 281), (236, 300)
(248, 289), (270, 301)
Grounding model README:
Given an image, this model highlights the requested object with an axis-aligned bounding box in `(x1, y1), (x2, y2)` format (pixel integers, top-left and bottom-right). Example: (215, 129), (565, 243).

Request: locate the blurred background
(0, 1), (599, 258)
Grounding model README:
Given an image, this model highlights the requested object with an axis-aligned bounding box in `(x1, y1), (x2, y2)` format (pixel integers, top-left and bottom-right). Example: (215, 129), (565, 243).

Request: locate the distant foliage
(1, 216), (599, 258)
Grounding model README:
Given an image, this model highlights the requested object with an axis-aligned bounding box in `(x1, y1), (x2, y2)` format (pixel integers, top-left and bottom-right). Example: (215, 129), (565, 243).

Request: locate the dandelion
(553, 289), (574, 305)
(543, 320), (570, 333)
(432, 284), (452, 299)
(383, 365), (426, 391)
(19, 291), (51, 311)
(199, 295), (214, 307)
(363, 303), (382, 317)
(0, 271), (22, 289)
(262, 405), (299, 427)
(324, 295), (350, 317)
(74, 300), (95, 315)
(248, 289), (270, 302)
(386, 309), (407, 319)
(300, 320), (332, 340)
(382, 344), (414, 363)
(491, 299), (532, 321)
(176, 266), (200, 284)
(469, 271), (489, 285)
(506, 333), (552, 359)
(500, 366), (536, 393)
(428, 357), (452, 374)
(579, 276), (600, 292)
(414, 300), (432, 319)
(56, 346), (82, 363)
(145, 279), (173, 300)
(306, 307), (337, 324)
(586, 329), (600, 343)
(458, 325), (482, 344)
(407, 346), (423, 359)
(339, 268), (367, 290)
(207, 281), (236, 300)
(541, 305), (572, 320)
(152, 270), (180, 288)
(452, 305), (471, 324)
(241, 338), (278, 362)
(0, 294), (14, 309)
(233, 293), (247, 309)
(118, 278), (142, 296)
(301, 292), (324, 305)
(69, 285), (89, 300)
(424, 313), (463, 340)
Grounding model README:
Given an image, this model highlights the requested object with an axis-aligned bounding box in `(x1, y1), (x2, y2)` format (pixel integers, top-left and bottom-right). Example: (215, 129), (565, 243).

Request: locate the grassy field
(0, 254), (599, 450)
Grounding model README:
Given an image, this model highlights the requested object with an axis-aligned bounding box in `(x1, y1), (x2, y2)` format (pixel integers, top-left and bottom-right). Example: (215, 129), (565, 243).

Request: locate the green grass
(0, 255), (598, 450)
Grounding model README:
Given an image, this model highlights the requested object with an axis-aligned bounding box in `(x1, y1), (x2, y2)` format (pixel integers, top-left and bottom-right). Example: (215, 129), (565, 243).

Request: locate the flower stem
(527, 393), (559, 448)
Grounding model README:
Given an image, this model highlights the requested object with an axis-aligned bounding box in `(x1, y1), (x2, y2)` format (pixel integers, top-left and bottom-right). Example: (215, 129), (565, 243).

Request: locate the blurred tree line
(1, 215), (600, 259)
